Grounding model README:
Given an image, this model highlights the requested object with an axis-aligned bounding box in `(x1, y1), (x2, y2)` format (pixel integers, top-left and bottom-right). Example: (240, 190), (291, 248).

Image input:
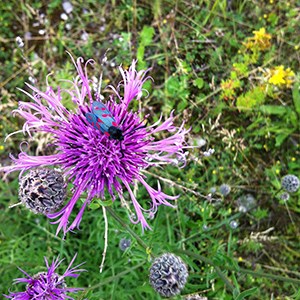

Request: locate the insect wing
(86, 111), (107, 133)
(92, 101), (111, 116)
(85, 112), (98, 129)
(92, 101), (118, 132)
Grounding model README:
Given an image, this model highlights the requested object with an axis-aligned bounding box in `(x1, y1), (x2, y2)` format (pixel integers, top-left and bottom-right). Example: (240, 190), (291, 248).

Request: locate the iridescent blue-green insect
(85, 101), (124, 141)
(85, 101), (147, 158)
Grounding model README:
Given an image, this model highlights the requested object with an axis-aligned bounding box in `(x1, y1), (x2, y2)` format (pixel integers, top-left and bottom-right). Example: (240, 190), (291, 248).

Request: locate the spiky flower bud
(119, 238), (131, 251)
(281, 175), (299, 193)
(149, 253), (188, 298)
(219, 184), (231, 196)
(19, 168), (66, 214)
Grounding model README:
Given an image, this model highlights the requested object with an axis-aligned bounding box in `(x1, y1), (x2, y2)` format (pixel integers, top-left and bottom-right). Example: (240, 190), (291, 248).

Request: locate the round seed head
(279, 192), (290, 201)
(237, 194), (256, 212)
(119, 238), (131, 251)
(149, 253), (188, 298)
(229, 220), (238, 229)
(202, 224), (209, 231)
(281, 175), (300, 193)
(19, 168), (66, 214)
(219, 184), (231, 196)
(210, 187), (217, 194)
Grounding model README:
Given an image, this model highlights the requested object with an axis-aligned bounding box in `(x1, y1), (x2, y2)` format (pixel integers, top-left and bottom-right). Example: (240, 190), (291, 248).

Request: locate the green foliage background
(0, 0), (299, 299)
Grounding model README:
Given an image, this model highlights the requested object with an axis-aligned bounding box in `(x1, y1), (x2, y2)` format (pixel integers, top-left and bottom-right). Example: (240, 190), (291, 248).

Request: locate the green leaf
(193, 78), (204, 89)
(137, 26), (155, 69)
(260, 105), (288, 115)
(166, 76), (180, 94)
(90, 199), (114, 209)
(236, 86), (265, 109)
(292, 82), (300, 115)
(275, 129), (295, 147)
(234, 287), (258, 300)
(137, 45), (145, 65)
(139, 25), (155, 46)
(98, 200), (114, 207)
(177, 99), (188, 110)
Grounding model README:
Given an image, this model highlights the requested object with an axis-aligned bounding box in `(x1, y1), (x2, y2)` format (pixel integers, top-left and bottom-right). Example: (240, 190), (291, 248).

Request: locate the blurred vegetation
(0, 0), (299, 299)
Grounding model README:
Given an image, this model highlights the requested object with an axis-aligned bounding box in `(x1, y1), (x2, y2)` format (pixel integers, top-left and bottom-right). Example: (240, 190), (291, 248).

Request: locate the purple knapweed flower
(4, 254), (85, 299)
(1, 54), (189, 235)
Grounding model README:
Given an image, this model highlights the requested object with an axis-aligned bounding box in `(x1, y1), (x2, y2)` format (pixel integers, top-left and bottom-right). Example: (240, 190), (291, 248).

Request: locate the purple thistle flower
(1, 54), (189, 235)
(4, 254), (85, 299)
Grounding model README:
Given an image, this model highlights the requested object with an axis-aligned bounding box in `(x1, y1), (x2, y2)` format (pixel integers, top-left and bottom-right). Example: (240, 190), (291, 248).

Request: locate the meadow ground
(0, 1), (299, 299)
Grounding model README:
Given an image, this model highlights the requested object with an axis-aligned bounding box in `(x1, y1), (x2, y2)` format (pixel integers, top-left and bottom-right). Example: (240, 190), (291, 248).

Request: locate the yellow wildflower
(253, 28), (271, 50)
(268, 65), (295, 87)
(244, 27), (271, 51)
(269, 66), (286, 85)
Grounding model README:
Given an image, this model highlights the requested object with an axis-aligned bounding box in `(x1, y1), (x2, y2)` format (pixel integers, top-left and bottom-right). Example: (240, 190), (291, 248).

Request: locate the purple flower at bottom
(4, 254), (85, 299)
(1, 54), (189, 235)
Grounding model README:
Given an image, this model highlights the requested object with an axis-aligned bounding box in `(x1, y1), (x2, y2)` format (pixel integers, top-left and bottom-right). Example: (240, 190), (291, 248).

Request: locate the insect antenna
(123, 114), (149, 137)
(123, 120), (148, 137)
(118, 119), (148, 159)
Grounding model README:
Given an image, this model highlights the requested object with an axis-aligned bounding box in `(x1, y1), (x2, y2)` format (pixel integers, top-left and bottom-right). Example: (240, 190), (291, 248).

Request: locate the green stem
(177, 250), (235, 292)
(238, 267), (300, 285)
(106, 209), (300, 289)
(180, 212), (242, 243)
(78, 262), (145, 299)
(106, 206), (154, 258)
(178, 250), (300, 287)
